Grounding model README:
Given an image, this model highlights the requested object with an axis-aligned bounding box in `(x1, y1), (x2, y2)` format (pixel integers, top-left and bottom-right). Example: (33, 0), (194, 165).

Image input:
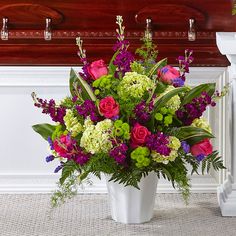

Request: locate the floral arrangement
(32, 16), (227, 206)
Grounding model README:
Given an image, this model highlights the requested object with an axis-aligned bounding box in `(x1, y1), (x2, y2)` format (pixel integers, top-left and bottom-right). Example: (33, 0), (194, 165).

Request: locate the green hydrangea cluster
(158, 85), (181, 111)
(63, 110), (83, 137)
(80, 119), (113, 154)
(191, 118), (212, 133)
(113, 120), (130, 139)
(92, 75), (113, 95)
(130, 61), (145, 75)
(155, 107), (175, 128)
(152, 136), (181, 164)
(117, 72), (154, 100)
(52, 125), (68, 141)
(131, 147), (151, 168)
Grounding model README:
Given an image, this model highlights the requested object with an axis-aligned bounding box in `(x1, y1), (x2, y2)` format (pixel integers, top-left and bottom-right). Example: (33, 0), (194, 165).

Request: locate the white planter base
(106, 172), (158, 224)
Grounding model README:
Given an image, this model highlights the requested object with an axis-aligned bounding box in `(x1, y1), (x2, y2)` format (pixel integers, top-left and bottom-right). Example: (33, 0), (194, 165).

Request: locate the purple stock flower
(34, 97), (66, 124)
(109, 143), (128, 165)
(113, 50), (134, 78)
(46, 155), (55, 162)
(176, 92), (214, 125)
(146, 132), (171, 156)
(47, 137), (54, 150)
(181, 141), (190, 153)
(54, 165), (62, 173)
(74, 148), (90, 165)
(76, 100), (99, 122)
(173, 77), (185, 87)
(196, 154), (205, 162)
(134, 99), (155, 123)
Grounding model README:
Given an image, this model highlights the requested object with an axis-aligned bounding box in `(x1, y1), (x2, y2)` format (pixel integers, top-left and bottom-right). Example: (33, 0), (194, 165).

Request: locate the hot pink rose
(158, 65), (180, 84)
(53, 135), (75, 158)
(131, 123), (151, 148)
(87, 59), (108, 80)
(190, 139), (213, 157)
(99, 96), (119, 118)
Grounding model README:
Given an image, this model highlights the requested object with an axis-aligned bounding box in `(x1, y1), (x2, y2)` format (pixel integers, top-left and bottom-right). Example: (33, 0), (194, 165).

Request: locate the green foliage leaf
(109, 51), (119, 75)
(174, 126), (214, 143)
(154, 87), (188, 112)
(32, 123), (56, 140)
(201, 151), (226, 175)
(181, 83), (216, 106)
(147, 58), (167, 77)
(69, 68), (96, 101)
(60, 161), (77, 185)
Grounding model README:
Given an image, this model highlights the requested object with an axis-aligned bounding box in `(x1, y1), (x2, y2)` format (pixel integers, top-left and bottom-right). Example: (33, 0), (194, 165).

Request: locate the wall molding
(0, 173), (218, 194)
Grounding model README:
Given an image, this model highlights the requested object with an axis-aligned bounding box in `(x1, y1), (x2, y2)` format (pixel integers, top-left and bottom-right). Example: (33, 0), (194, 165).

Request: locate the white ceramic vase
(106, 172), (158, 224)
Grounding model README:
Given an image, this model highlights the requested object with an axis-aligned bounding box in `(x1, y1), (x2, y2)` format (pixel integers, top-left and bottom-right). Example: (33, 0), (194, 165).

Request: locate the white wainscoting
(0, 66), (228, 193)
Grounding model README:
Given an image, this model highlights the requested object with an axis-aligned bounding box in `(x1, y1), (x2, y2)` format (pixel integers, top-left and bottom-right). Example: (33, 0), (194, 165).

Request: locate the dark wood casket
(0, 0), (235, 66)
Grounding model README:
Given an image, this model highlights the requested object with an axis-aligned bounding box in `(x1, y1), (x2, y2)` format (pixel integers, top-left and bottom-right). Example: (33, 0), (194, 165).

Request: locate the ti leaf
(69, 68), (96, 101)
(181, 83), (216, 106)
(32, 123), (57, 140)
(147, 58), (167, 77)
(154, 87), (188, 112)
(174, 126), (214, 144)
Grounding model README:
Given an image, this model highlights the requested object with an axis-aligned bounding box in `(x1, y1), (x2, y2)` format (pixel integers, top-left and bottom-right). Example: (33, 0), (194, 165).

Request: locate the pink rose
(190, 139), (213, 157)
(131, 123), (151, 148)
(99, 96), (119, 118)
(53, 135), (75, 158)
(87, 59), (108, 80)
(158, 65), (180, 84)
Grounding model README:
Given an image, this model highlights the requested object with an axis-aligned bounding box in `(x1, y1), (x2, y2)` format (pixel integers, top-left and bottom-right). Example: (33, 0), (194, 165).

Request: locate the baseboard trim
(0, 173), (218, 194)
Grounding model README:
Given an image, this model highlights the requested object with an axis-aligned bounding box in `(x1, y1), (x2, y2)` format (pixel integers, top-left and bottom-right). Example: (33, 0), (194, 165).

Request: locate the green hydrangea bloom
(131, 147), (151, 168)
(63, 110), (83, 137)
(168, 136), (181, 150)
(80, 119), (113, 154)
(117, 72), (154, 100)
(151, 150), (178, 164)
(191, 118), (212, 133)
(130, 61), (146, 74)
(158, 85), (181, 111)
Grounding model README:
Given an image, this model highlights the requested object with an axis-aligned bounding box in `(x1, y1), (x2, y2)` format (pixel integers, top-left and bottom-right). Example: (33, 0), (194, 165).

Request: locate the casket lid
(0, 0), (235, 66)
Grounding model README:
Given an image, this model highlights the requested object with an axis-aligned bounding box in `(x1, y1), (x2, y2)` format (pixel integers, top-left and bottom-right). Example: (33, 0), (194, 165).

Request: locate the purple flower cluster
(34, 98), (66, 124)
(146, 132), (171, 156)
(113, 50), (134, 78)
(177, 49), (194, 82)
(47, 137), (54, 150)
(196, 154), (205, 162)
(181, 141), (190, 153)
(79, 64), (93, 84)
(76, 100), (99, 122)
(109, 143), (128, 165)
(134, 100), (154, 123)
(176, 92), (216, 125)
(46, 155), (55, 162)
(74, 148), (90, 165)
